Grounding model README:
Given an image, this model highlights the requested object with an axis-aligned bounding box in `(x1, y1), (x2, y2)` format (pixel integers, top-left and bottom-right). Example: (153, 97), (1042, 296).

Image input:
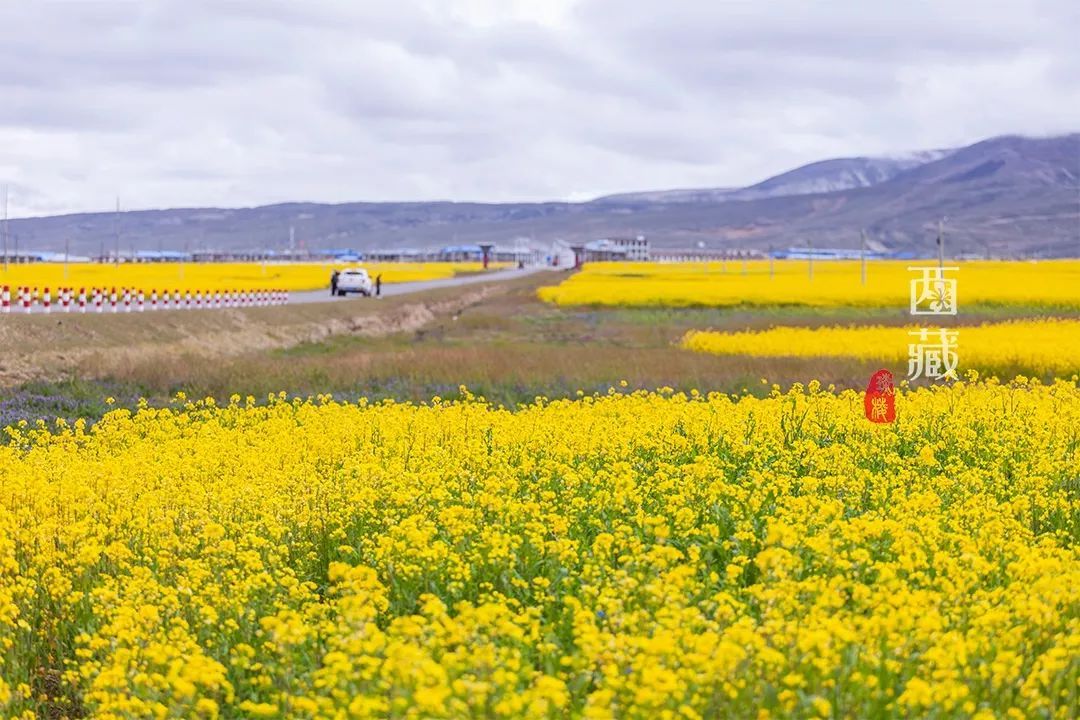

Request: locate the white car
(334, 268), (373, 296)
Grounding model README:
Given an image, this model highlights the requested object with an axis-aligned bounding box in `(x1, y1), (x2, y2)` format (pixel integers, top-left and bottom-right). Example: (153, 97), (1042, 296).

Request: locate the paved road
(290, 265), (549, 305)
(3, 266), (555, 314)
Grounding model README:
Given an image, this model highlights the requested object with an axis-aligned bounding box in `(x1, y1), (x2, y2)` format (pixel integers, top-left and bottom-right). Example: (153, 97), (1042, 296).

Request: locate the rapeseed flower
(539, 260), (1080, 309)
(0, 382), (1077, 717)
(683, 318), (1080, 375)
(0, 261), (498, 294)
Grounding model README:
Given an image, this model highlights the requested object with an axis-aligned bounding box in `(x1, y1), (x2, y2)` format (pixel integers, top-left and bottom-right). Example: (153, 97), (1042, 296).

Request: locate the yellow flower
(918, 445), (938, 466)
(0, 261), (499, 293)
(2, 379), (1078, 717)
(237, 701), (278, 717)
(683, 318), (1080, 376)
(810, 696), (832, 717)
(539, 259), (1080, 309)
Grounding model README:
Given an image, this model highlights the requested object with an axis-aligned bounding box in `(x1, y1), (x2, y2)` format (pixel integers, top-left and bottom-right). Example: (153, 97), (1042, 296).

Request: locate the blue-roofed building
(773, 247), (896, 260)
(439, 244), (484, 261)
(2, 250), (91, 263)
(318, 248), (364, 261)
(135, 250), (194, 262)
(366, 248), (427, 261)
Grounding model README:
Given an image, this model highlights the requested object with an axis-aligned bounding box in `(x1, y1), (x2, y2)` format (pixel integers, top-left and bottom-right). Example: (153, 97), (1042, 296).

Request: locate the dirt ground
(0, 280), (509, 387)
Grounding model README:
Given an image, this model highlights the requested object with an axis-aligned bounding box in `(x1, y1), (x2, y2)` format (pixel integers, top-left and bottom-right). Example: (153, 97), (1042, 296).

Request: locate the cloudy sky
(1, 0), (1077, 217)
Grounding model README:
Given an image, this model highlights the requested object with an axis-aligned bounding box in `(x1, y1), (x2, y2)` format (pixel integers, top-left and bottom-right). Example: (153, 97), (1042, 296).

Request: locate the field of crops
(2, 382), (1078, 718)
(0, 262), (496, 294)
(3, 260), (1079, 719)
(684, 318), (1080, 376)
(537, 260), (1080, 309)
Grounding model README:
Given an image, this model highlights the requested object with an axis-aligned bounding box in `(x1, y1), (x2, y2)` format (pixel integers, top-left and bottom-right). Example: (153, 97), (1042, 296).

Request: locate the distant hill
(595, 149), (954, 204)
(5, 133), (1078, 258)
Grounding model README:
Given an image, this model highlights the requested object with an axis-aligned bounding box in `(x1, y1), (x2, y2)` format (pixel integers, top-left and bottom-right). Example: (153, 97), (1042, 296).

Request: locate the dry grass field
(3, 271), (1072, 425)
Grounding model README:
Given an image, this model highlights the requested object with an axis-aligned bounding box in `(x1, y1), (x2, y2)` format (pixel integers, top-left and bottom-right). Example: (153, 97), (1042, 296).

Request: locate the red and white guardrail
(0, 286), (289, 314)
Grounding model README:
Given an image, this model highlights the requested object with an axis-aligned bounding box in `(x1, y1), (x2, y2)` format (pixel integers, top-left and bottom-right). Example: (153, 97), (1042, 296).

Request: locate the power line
(860, 229), (867, 286)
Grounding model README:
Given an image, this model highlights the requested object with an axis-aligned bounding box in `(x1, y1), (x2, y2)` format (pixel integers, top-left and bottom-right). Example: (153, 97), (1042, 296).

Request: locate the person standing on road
(330, 270), (339, 296)
(375, 274), (382, 297)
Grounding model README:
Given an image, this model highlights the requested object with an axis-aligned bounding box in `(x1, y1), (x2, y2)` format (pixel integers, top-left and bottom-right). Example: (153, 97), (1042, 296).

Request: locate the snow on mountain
(594, 147), (958, 204)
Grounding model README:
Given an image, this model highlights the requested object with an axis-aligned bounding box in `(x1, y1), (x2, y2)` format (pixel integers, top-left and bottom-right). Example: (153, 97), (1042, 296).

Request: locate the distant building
(582, 239), (627, 262)
(612, 235), (650, 261)
(548, 240), (575, 268)
(320, 248), (363, 262)
(580, 236), (650, 262)
(492, 244), (544, 265)
(774, 247), (891, 260)
(0, 250), (66, 264)
(652, 248), (765, 263)
(134, 250), (193, 262)
(438, 242), (544, 264)
(364, 248), (428, 262)
(440, 244), (483, 261)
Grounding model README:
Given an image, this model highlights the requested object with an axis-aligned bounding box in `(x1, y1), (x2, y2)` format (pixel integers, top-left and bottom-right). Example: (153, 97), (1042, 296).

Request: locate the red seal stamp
(864, 369), (896, 423)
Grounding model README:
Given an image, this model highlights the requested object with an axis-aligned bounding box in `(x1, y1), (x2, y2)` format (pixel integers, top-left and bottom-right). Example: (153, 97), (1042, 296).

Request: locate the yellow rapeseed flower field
(537, 260), (1080, 308)
(0, 262), (496, 293)
(2, 382), (1078, 718)
(683, 318), (1080, 376)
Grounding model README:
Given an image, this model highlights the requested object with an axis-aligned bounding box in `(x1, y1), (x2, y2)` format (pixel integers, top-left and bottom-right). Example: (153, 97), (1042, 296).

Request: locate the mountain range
(4, 133), (1078, 258)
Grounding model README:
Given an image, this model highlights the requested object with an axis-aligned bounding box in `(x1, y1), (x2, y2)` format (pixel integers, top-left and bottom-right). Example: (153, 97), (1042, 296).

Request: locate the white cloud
(0, 0), (1077, 217)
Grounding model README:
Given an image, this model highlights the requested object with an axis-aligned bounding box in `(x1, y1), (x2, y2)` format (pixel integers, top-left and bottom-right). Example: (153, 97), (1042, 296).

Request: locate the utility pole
(860, 229), (868, 286)
(2, 183), (8, 272)
(937, 217), (946, 271)
(114, 197), (121, 268)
